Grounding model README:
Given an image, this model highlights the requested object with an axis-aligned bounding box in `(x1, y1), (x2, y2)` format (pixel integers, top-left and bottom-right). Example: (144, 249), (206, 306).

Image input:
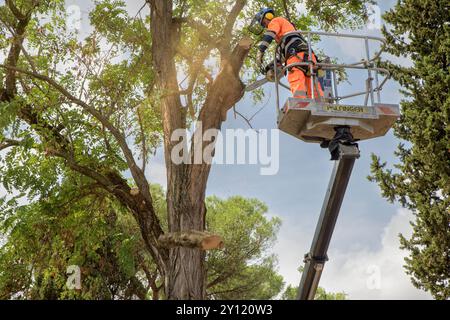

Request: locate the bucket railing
(273, 31), (391, 115)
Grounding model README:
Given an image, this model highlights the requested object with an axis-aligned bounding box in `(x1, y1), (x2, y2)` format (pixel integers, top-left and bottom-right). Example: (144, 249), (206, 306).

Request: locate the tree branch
(0, 138), (22, 151)
(233, 108), (255, 129)
(44, 145), (169, 273)
(5, 0), (27, 21)
(220, 0), (247, 50)
(281, 0), (292, 22)
(158, 231), (224, 250)
(1, 11), (30, 99)
(136, 107), (148, 172)
(0, 0), (170, 286)
(44, 148), (119, 191)
(0, 63), (153, 206)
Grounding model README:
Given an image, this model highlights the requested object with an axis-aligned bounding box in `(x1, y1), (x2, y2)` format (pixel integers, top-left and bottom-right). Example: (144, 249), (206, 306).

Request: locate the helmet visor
(248, 16), (264, 35)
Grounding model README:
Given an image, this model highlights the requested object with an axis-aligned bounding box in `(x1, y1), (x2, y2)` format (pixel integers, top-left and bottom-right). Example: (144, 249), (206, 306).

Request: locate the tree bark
(149, 0), (202, 300)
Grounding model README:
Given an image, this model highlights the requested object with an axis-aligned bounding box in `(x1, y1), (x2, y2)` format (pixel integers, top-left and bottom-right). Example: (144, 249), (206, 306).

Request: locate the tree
(0, 0), (372, 299)
(0, 179), (159, 300)
(0, 182), (283, 300)
(206, 196), (283, 299)
(368, 0), (449, 299)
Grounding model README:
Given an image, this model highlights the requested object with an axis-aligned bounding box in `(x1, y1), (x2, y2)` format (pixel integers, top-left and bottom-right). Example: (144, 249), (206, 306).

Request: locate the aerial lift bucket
(278, 98), (399, 143)
(272, 31), (400, 145)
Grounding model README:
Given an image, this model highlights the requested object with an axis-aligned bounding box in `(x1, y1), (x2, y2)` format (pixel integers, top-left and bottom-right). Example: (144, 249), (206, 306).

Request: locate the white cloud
(146, 155), (167, 189)
(275, 208), (433, 299)
(0, 185), (7, 198)
(273, 215), (314, 287)
(294, 1), (308, 15)
(333, 36), (368, 62)
(383, 52), (413, 68)
(124, 1), (149, 15)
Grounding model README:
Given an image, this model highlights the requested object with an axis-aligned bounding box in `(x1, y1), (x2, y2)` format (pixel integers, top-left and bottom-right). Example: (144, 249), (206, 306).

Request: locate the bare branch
(233, 108), (255, 130)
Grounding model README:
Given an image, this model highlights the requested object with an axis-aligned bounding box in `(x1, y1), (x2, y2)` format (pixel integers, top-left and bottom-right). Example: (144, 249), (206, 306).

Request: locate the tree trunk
(149, 0), (250, 299)
(165, 197), (208, 299)
(149, 0), (207, 299)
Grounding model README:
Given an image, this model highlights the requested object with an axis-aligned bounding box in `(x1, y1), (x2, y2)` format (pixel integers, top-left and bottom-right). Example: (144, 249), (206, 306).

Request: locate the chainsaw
(245, 62), (284, 92)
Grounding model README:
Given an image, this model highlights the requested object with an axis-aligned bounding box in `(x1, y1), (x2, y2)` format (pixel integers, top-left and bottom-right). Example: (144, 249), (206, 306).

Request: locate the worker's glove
(317, 68), (326, 78)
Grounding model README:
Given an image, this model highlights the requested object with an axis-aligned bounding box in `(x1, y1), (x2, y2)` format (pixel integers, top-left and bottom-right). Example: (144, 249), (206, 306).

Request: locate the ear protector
(265, 12), (274, 20)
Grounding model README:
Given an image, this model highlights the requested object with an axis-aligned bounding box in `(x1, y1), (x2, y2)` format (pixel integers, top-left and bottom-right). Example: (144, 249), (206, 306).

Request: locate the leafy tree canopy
(0, 183), (283, 300)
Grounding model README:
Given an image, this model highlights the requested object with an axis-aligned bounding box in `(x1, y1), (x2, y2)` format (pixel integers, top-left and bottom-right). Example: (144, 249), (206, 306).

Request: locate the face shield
(248, 14), (264, 35)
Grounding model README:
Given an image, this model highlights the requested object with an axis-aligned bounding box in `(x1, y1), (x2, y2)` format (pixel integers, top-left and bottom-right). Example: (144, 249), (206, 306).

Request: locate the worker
(249, 8), (324, 100)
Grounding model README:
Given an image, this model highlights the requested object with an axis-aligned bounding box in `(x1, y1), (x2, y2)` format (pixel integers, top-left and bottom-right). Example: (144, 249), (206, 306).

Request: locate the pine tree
(369, 0), (449, 299)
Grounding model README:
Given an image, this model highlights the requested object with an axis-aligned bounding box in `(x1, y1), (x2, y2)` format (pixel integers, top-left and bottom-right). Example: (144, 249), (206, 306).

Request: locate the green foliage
(281, 284), (346, 300)
(281, 284), (297, 300)
(368, 0), (450, 299)
(0, 183), (285, 300)
(0, 184), (139, 299)
(206, 196), (283, 299)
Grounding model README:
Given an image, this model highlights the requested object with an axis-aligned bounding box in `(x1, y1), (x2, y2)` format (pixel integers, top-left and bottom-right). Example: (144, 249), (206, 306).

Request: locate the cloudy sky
(0, 0), (432, 299)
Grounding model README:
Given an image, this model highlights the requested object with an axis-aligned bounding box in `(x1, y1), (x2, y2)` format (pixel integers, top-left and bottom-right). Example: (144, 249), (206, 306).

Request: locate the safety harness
(278, 31), (320, 76)
(280, 31), (309, 59)
(277, 29), (325, 100)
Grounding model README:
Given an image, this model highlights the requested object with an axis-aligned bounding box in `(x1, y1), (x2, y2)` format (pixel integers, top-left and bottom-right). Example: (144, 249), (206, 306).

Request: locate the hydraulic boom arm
(297, 142), (360, 300)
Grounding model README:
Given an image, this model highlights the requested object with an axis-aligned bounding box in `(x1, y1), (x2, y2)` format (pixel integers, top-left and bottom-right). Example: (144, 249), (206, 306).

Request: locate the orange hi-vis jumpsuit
(257, 17), (323, 99)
